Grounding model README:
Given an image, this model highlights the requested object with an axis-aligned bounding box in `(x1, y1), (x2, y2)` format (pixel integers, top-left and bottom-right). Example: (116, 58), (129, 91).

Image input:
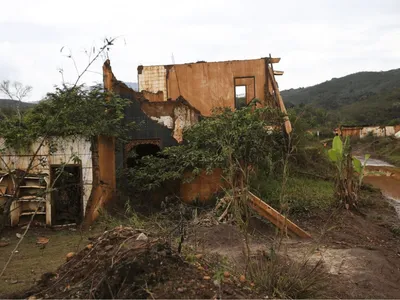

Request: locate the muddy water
(364, 176), (400, 217)
(354, 155), (394, 167)
(359, 156), (400, 217)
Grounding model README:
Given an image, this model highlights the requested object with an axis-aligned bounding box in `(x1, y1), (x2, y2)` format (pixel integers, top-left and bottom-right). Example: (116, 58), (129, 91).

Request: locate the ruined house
(137, 57), (291, 132)
(0, 56), (291, 227)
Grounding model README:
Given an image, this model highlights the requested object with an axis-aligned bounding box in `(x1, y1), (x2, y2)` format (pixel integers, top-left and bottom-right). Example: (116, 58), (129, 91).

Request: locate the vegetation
(120, 104), (285, 193)
(328, 136), (369, 209)
(0, 85), (132, 150)
(282, 68), (400, 128)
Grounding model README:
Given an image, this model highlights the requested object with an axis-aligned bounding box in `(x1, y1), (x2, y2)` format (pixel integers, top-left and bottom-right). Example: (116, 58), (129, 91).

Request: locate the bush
(247, 253), (326, 298)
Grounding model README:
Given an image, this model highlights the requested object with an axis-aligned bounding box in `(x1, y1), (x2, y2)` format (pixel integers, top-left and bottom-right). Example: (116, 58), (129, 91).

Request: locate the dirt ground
(0, 180), (399, 298)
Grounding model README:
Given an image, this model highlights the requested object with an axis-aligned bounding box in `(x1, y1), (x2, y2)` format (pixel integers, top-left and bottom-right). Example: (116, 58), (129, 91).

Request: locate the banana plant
(328, 136), (370, 209)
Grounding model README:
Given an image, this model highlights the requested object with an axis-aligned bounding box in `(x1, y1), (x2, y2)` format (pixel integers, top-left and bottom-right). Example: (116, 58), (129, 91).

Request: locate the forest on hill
(282, 68), (400, 131)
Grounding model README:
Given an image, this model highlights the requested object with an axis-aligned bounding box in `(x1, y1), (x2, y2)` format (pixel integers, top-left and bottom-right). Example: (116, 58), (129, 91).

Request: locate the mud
(13, 226), (260, 299)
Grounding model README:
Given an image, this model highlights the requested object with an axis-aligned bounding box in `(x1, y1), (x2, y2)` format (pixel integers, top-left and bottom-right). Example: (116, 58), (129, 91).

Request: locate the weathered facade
(0, 56), (292, 226)
(137, 57), (291, 132)
(0, 137), (93, 226)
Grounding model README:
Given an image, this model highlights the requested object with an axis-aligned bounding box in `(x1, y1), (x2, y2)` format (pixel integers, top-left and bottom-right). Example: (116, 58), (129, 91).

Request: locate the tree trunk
(83, 136), (100, 227)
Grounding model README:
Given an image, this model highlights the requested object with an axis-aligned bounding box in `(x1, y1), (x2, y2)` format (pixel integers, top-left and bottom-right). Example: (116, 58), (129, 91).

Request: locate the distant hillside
(0, 98), (35, 109)
(282, 68), (400, 126)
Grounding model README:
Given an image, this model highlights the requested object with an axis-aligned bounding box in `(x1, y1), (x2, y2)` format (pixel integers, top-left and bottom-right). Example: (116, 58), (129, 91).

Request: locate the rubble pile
(21, 226), (256, 299)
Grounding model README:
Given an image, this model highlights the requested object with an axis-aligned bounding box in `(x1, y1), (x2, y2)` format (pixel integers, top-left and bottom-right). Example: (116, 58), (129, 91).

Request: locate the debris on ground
(0, 241), (10, 247)
(19, 226), (259, 299)
(36, 237), (49, 245)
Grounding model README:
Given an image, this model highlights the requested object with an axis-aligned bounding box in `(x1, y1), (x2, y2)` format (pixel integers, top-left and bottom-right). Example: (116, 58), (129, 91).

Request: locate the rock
(223, 271), (230, 278)
(195, 253), (203, 259)
(239, 275), (246, 283)
(213, 279), (221, 287)
(86, 244), (93, 250)
(203, 275), (211, 280)
(28, 296), (37, 300)
(16, 233), (22, 239)
(0, 241), (10, 247)
(177, 287), (185, 293)
(36, 237), (49, 245)
(136, 233), (148, 241)
(66, 252), (75, 261)
(105, 245), (113, 251)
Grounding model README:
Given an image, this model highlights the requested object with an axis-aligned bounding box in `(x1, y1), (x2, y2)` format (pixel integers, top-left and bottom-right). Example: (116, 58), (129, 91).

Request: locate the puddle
(354, 155), (394, 167)
(361, 156), (400, 218)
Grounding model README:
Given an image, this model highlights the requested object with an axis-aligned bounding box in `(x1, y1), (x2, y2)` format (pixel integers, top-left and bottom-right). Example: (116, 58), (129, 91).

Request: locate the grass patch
(0, 228), (97, 296)
(247, 253), (326, 298)
(253, 176), (335, 214)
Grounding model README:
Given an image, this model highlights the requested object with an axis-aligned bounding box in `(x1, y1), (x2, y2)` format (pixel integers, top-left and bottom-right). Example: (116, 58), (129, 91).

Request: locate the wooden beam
(247, 192), (312, 239)
(268, 67), (292, 133)
(266, 57), (281, 64)
(273, 70), (284, 76)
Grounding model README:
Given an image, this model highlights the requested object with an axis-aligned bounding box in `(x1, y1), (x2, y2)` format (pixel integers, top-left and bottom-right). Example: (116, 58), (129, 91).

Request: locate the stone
(203, 275), (211, 280)
(223, 271), (230, 278)
(0, 241), (10, 247)
(66, 252), (75, 261)
(136, 233), (148, 241)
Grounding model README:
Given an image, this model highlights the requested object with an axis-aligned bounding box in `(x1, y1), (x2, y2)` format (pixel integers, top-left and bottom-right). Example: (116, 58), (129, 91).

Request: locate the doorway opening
(51, 165), (82, 225)
(235, 85), (247, 109)
(126, 143), (161, 168)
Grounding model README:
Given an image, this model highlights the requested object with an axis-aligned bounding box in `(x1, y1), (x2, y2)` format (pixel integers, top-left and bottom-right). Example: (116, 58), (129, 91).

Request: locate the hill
(0, 98), (36, 109)
(282, 69), (400, 126)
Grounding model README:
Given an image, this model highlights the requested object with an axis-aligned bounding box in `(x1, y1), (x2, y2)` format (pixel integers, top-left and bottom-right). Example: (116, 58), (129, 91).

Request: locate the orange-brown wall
(180, 169), (223, 203)
(341, 128), (361, 137)
(166, 59), (269, 116)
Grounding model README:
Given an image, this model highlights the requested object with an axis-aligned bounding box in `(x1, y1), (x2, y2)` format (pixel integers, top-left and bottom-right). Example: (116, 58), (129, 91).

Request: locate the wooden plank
(247, 191), (311, 238)
(265, 57), (281, 64)
(273, 70), (284, 76)
(268, 68), (292, 133)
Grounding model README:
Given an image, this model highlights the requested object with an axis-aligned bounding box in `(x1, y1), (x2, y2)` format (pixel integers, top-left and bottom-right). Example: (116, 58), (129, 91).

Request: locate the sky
(1, 0), (400, 102)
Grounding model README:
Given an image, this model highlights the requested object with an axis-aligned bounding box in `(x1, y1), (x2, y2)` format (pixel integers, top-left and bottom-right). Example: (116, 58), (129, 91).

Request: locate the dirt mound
(18, 226), (257, 299)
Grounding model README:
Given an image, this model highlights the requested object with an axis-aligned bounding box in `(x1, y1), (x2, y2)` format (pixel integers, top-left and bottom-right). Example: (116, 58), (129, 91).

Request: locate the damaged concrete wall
(104, 60), (200, 144)
(138, 65), (167, 100)
(0, 136), (92, 225)
(140, 99), (200, 143)
(139, 59), (274, 116)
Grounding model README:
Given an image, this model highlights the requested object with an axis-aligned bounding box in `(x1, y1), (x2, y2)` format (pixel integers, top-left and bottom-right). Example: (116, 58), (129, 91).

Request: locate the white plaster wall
(385, 126), (395, 136)
(138, 66), (167, 100)
(150, 116), (174, 129)
(360, 127), (385, 138)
